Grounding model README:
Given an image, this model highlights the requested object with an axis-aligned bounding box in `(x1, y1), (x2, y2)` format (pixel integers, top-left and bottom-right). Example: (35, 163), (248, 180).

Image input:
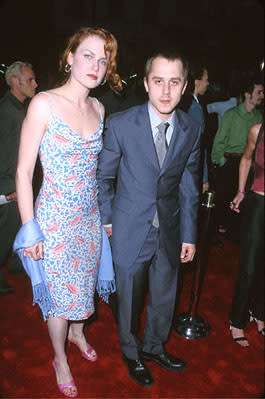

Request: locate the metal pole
(173, 190), (215, 339)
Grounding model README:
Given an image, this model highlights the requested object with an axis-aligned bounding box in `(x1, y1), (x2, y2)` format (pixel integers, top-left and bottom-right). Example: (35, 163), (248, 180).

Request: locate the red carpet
(0, 238), (264, 398)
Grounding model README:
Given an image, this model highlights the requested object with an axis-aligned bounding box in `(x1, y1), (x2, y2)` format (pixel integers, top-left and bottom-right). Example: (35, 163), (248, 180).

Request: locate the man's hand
(104, 226), (112, 238)
(6, 191), (17, 201)
(202, 181), (209, 194)
(180, 243), (196, 263)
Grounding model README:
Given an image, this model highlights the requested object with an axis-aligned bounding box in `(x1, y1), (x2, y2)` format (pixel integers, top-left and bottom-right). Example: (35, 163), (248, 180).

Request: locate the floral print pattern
(35, 109), (103, 320)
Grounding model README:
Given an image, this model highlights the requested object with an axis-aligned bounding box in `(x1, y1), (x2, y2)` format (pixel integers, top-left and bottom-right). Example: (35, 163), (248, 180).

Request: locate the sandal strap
(233, 337), (248, 342)
(58, 380), (76, 390)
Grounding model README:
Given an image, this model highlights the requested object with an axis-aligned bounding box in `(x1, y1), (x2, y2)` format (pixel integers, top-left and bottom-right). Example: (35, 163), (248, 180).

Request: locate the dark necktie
(155, 122), (169, 168)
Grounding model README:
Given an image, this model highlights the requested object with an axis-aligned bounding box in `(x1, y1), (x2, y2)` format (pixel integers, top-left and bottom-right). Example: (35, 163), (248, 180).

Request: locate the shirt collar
(148, 102), (175, 130)
(239, 101), (257, 116)
(192, 94), (199, 103)
(6, 90), (25, 110)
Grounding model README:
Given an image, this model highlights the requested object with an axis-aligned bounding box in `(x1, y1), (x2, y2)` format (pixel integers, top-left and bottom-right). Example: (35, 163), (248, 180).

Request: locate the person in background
(183, 63), (210, 193)
(97, 48), (201, 387)
(207, 92), (237, 128)
(211, 78), (263, 239)
(229, 122), (264, 347)
(15, 27), (122, 397)
(0, 61), (37, 295)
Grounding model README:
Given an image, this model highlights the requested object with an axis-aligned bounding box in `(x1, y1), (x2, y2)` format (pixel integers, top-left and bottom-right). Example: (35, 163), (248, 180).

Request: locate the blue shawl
(13, 219), (115, 321)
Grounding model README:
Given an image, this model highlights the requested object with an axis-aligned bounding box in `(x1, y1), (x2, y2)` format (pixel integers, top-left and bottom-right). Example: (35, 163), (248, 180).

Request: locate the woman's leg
(68, 320), (97, 361)
(229, 193), (264, 345)
(68, 321), (88, 352)
(48, 317), (77, 396)
(250, 194), (264, 332)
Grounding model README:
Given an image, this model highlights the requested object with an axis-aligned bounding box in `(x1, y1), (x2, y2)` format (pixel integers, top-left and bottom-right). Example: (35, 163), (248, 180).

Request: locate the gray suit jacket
(97, 103), (201, 268)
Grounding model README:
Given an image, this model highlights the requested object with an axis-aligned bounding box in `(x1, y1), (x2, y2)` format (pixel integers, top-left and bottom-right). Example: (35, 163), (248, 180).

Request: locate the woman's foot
(230, 325), (249, 348)
(52, 359), (77, 398)
(68, 330), (97, 361)
(250, 315), (265, 336)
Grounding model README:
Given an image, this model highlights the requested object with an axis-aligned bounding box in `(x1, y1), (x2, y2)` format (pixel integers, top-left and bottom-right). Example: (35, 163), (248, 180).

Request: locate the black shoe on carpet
(122, 353), (154, 387)
(141, 350), (186, 371)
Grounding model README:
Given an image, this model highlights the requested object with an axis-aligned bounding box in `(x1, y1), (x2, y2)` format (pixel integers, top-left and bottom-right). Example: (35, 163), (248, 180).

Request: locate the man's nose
(163, 82), (170, 94)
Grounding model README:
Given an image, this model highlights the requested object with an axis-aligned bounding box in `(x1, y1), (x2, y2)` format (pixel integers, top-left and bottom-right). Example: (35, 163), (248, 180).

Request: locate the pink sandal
(68, 338), (98, 362)
(52, 360), (78, 398)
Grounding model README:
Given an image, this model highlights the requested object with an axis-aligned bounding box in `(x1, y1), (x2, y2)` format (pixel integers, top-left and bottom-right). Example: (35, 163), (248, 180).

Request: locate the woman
(229, 122), (264, 347)
(16, 27), (122, 397)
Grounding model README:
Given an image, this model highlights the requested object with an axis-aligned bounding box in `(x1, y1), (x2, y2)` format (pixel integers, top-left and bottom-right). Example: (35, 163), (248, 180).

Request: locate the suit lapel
(160, 110), (188, 173)
(134, 103), (160, 169)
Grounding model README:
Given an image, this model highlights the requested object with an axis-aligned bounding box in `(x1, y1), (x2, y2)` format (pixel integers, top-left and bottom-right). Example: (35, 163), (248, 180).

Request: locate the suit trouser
(0, 202), (21, 283)
(229, 192), (264, 328)
(115, 225), (179, 359)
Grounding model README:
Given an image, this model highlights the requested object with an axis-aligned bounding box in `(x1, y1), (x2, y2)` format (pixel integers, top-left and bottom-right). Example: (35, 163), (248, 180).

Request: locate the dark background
(0, 0), (264, 94)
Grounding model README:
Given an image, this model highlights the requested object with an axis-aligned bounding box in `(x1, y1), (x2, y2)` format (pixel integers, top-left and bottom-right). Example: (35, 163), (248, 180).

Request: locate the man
(180, 64), (210, 193)
(97, 49), (201, 387)
(0, 61), (37, 294)
(211, 78), (263, 237)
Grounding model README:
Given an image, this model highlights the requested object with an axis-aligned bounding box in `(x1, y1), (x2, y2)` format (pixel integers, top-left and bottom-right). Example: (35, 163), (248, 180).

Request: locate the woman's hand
(104, 226), (112, 238)
(23, 241), (44, 260)
(230, 192), (245, 213)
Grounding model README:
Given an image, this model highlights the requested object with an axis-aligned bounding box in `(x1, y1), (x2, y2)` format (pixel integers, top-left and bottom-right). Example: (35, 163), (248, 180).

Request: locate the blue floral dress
(35, 94), (103, 320)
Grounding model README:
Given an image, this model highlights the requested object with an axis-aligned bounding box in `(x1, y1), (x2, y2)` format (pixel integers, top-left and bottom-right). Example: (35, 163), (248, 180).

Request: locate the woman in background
(229, 122), (264, 347)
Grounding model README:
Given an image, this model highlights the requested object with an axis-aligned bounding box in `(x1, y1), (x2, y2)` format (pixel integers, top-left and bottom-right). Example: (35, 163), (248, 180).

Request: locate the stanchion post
(173, 190), (215, 339)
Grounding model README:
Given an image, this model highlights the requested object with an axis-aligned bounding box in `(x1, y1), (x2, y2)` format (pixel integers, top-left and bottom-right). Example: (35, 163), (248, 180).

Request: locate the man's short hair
(145, 48), (189, 81)
(241, 74), (264, 98)
(186, 62), (208, 94)
(5, 61), (33, 87)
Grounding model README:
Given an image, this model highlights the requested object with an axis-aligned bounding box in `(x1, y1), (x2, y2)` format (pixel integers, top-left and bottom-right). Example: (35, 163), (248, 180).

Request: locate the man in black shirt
(0, 61), (37, 294)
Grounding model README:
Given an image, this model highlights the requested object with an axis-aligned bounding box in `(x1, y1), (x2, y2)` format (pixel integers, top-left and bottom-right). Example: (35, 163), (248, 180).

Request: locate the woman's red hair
(59, 27), (122, 92)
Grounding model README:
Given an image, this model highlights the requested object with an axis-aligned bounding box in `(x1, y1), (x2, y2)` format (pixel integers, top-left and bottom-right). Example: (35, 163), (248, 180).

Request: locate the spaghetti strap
(93, 97), (103, 122)
(39, 91), (53, 114)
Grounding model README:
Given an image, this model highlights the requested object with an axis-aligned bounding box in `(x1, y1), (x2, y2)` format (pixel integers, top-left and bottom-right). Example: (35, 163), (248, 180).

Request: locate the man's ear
(244, 92), (250, 101)
(143, 76), (149, 93)
(10, 75), (19, 88)
(194, 79), (200, 90)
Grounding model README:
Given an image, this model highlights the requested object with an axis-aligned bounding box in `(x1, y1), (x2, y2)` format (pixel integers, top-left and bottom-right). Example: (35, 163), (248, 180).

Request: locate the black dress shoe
(122, 353), (154, 387)
(0, 284), (14, 295)
(141, 350), (186, 371)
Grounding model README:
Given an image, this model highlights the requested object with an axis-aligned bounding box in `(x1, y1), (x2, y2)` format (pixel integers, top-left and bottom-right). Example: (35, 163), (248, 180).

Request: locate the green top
(211, 102), (263, 166)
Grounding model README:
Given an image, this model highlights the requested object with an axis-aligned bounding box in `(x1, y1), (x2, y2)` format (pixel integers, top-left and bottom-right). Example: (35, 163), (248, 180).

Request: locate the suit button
(147, 219), (152, 224)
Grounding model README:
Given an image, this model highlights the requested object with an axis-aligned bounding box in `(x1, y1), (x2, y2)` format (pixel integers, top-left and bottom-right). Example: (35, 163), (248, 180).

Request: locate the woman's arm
(16, 94), (50, 223)
(230, 123), (260, 213)
(16, 93), (50, 259)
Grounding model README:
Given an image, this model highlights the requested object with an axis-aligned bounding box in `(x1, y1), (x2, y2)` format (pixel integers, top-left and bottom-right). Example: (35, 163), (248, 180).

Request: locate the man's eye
(155, 80), (162, 84)
(171, 80), (178, 86)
